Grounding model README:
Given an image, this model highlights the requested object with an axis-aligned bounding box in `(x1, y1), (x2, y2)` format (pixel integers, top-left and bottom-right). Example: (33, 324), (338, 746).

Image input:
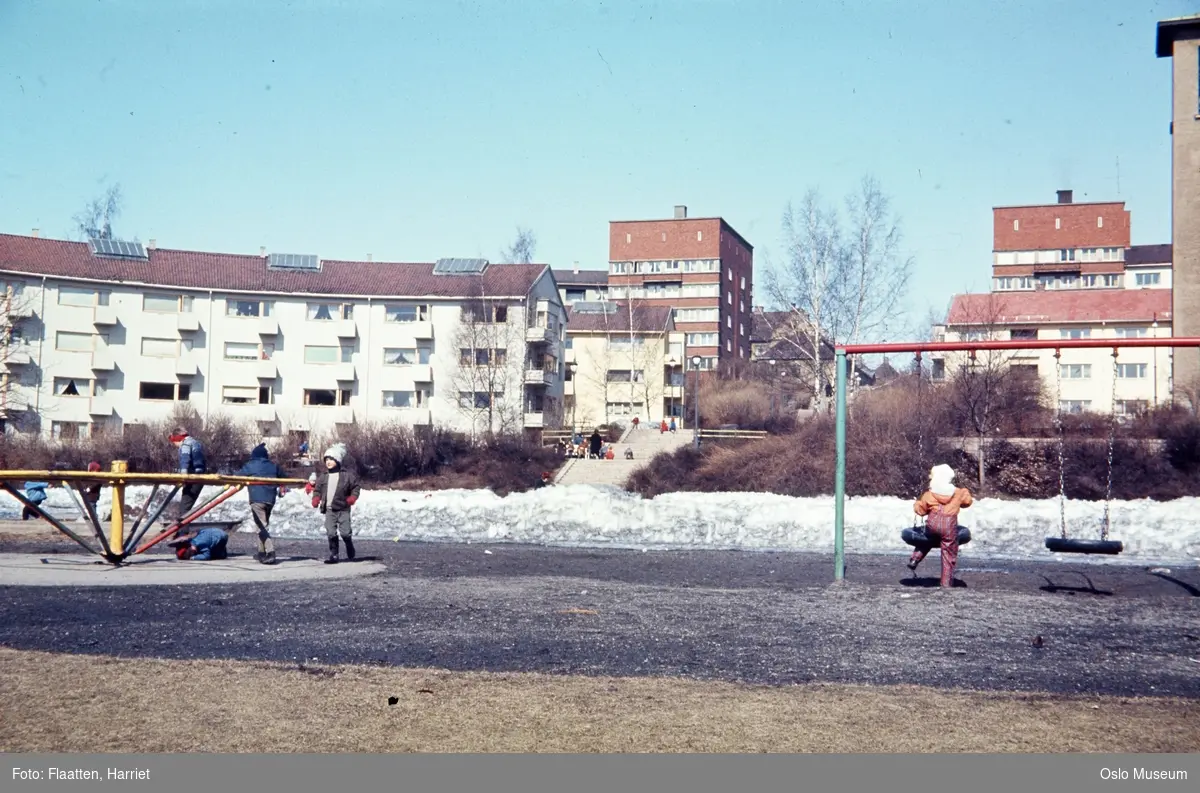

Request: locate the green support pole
(834, 349), (848, 581)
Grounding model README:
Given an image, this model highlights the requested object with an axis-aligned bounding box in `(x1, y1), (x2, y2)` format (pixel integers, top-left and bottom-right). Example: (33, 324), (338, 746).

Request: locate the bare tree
(450, 281), (525, 437)
(502, 227), (537, 264)
(764, 191), (847, 412)
(73, 183), (123, 241)
(841, 176), (914, 346)
(945, 293), (1017, 491)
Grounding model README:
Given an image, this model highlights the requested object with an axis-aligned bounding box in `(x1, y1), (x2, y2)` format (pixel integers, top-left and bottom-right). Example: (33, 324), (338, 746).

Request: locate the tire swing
(1044, 348), (1124, 556)
(901, 352), (972, 552)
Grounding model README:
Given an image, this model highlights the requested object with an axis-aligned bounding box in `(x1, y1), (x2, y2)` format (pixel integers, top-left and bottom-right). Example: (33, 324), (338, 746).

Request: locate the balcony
(255, 360), (278, 380)
(4, 301), (34, 319)
(333, 363), (356, 382)
(329, 406), (355, 425)
(664, 385), (685, 399)
(408, 364), (433, 382)
(175, 353), (198, 376)
(254, 404), (277, 423)
(526, 325), (556, 345)
(258, 317), (280, 336)
(1, 343), (34, 368)
(335, 319), (358, 338)
(564, 380), (575, 397)
(90, 348), (116, 371)
(391, 320), (434, 340)
(524, 367), (553, 386)
(392, 407), (432, 425)
(177, 314), (200, 333)
(89, 396), (113, 416)
(523, 412), (545, 428)
(93, 306), (118, 326)
(564, 347), (576, 364)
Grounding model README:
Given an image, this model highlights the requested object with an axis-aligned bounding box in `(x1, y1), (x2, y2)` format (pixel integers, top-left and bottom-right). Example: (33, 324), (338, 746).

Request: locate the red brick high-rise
(607, 205), (753, 369)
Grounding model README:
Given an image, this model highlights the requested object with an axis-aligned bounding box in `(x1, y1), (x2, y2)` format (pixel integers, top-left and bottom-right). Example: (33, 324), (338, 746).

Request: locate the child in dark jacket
(309, 443), (361, 564)
(236, 443), (287, 565)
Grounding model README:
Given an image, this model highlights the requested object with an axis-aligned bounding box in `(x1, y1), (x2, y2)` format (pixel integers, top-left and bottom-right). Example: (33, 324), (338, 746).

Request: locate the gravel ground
(1, 531), (1198, 698)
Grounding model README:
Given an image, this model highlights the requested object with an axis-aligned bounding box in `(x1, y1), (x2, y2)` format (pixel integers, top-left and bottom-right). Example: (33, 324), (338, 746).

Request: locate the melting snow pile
(4, 484), (1198, 565)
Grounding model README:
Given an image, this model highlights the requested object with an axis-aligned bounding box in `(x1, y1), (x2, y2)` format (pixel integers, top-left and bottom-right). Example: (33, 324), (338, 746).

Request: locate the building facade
(553, 265), (610, 307)
(1158, 14), (1200, 390)
(563, 301), (684, 428)
(934, 192), (1173, 416)
(0, 233), (568, 441)
(606, 205), (753, 370)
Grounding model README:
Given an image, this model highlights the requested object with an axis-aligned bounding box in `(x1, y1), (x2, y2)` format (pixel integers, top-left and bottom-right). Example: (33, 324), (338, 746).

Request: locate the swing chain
(914, 352), (924, 528)
(1103, 348), (1119, 541)
(1054, 349), (1067, 540)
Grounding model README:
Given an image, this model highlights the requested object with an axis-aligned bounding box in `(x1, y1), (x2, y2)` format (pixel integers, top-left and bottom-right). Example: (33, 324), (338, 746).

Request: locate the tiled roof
(0, 233), (547, 299)
(565, 301), (673, 333)
(553, 269), (609, 286)
(946, 289), (1172, 325)
(1124, 244), (1172, 266)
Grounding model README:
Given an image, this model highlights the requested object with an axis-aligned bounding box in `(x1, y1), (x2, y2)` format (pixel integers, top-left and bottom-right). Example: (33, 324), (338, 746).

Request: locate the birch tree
(450, 279), (525, 437)
(73, 184), (123, 241)
(502, 227), (537, 264)
(764, 191), (848, 412)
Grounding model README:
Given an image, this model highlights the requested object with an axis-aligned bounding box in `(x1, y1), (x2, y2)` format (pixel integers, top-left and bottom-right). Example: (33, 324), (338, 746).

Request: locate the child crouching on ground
(309, 443), (362, 564)
(911, 464), (973, 588)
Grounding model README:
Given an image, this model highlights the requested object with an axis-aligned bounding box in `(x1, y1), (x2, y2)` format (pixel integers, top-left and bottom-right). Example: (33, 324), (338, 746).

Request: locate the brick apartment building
(934, 191), (1173, 416)
(605, 206), (753, 370)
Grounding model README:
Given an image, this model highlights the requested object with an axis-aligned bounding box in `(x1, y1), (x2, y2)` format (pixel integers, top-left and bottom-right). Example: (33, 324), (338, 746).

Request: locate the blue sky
(0, 0), (1191, 335)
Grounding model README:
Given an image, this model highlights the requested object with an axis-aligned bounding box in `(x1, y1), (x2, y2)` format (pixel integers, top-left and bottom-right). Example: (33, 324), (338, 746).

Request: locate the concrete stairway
(554, 423), (694, 487)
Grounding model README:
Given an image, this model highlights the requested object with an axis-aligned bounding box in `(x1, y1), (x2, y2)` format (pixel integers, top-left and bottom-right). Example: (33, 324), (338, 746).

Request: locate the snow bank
(5, 483), (1197, 566)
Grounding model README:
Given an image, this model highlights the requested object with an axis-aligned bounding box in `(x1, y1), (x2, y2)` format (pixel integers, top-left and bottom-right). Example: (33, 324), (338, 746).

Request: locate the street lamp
(568, 362), (578, 431)
(691, 355), (703, 449)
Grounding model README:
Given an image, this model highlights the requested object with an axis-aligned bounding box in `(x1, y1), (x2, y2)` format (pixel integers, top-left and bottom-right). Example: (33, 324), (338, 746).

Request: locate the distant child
(21, 481), (48, 520)
(82, 462), (103, 517)
(170, 527), (229, 561)
(669, 418), (677, 433)
(310, 443), (361, 564)
(911, 464), (973, 588)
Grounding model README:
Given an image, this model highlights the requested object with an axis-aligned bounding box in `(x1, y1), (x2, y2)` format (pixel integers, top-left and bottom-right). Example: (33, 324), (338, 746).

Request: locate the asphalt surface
(1, 531), (1198, 697)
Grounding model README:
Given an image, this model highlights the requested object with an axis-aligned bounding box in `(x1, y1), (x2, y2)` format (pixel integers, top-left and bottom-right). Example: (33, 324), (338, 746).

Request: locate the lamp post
(769, 358), (777, 418)
(691, 355), (702, 449)
(568, 362), (578, 432)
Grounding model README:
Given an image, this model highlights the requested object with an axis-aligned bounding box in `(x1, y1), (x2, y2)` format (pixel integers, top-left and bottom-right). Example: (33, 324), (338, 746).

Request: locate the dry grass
(2, 648), (1197, 753)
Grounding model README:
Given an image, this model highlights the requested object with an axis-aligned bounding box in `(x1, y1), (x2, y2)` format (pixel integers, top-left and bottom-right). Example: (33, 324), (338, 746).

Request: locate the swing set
(831, 335), (1200, 582)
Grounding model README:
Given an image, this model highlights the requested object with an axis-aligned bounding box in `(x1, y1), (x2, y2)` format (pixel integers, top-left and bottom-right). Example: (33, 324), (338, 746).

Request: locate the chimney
(148, 239), (156, 250)
(259, 246), (267, 257)
(30, 229), (38, 238)
(573, 260), (579, 274)
(367, 253), (373, 262)
(1057, 190), (1073, 204)
(674, 205), (687, 219)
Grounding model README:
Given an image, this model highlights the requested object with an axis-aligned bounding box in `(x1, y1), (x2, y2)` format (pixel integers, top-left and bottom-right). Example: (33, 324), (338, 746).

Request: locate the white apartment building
(934, 243), (1174, 417)
(563, 301), (686, 428)
(553, 266), (609, 307)
(0, 232), (568, 442)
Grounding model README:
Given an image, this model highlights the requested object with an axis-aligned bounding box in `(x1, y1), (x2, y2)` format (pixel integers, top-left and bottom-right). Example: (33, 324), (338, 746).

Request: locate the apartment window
(626, 233), (631, 244)
(53, 377), (89, 397)
(1059, 400), (1091, 414)
(726, 340), (732, 352)
(1059, 249), (1076, 262)
(686, 333), (718, 346)
(52, 421), (87, 441)
(58, 286), (96, 307)
(1060, 329), (1090, 340)
(1059, 364), (1092, 379)
(1117, 399), (1148, 416)
(1010, 364), (1039, 380)
(144, 293), (190, 313)
(458, 391), (501, 409)
(727, 316), (732, 329)
(141, 337), (179, 357)
(303, 345), (351, 364)
(606, 370), (644, 383)
(383, 347), (431, 366)
(461, 304), (507, 323)
(382, 390), (428, 409)
(727, 268), (733, 281)
(307, 302), (352, 321)
(1055, 218), (1061, 229)
(227, 299), (271, 317)
(1116, 363), (1147, 379)
(674, 308), (719, 323)
(697, 231), (702, 241)
(222, 386), (262, 405)
(1010, 329), (1037, 340)
(1097, 216), (1103, 228)
(1013, 219), (1019, 231)
(1136, 272), (1161, 287)
(56, 331), (94, 352)
(386, 304), (429, 322)
(93, 376), (108, 396)
(303, 389), (352, 406)
(1115, 327), (1149, 338)
(140, 382), (190, 401)
(931, 359), (946, 380)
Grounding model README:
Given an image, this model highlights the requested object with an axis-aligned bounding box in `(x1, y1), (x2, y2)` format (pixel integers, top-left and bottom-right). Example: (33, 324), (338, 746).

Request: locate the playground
(0, 336), (1198, 753)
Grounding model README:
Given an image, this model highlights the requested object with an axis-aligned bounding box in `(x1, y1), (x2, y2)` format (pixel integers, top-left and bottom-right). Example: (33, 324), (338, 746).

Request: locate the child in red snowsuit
(910, 464), (972, 588)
